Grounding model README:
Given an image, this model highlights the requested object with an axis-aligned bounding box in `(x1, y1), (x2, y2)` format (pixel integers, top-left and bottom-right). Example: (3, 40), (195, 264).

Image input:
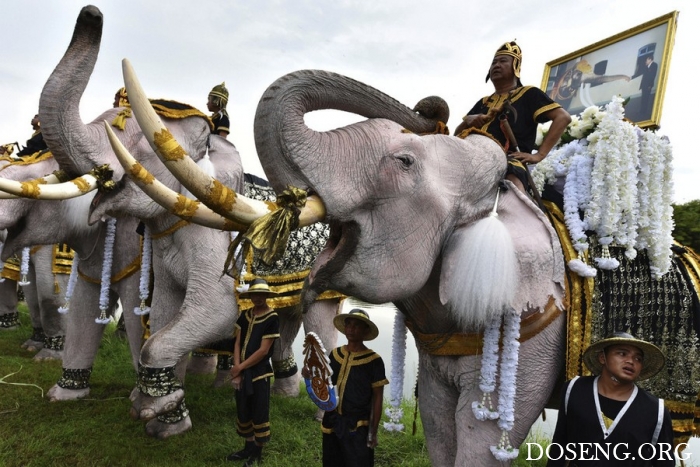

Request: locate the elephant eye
(396, 154), (414, 169)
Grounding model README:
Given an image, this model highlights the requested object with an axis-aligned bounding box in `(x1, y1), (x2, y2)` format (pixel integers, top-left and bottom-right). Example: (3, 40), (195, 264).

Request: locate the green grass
(0, 305), (547, 466)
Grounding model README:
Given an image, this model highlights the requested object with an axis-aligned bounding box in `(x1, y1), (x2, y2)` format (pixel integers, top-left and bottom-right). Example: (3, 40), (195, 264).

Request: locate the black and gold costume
(466, 85), (561, 193)
(548, 376), (674, 466)
(321, 346), (388, 467)
(16, 131), (47, 157)
(211, 110), (230, 136)
(234, 308), (280, 444)
(467, 85), (560, 155)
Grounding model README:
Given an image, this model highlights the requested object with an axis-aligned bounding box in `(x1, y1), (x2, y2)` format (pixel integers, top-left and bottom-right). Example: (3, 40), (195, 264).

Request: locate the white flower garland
(472, 313), (500, 421)
(534, 97), (675, 278)
(490, 307), (522, 461)
(585, 96), (639, 267)
(383, 310), (407, 432)
(95, 218), (117, 324)
(636, 131), (675, 278)
(58, 256), (80, 314)
(133, 225), (152, 316)
(18, 247), (31, 286)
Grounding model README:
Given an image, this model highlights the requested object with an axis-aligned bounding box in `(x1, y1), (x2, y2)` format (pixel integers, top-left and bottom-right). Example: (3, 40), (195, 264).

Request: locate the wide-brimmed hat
(583, 331), (665, 381)
(238, 278), (277, 298)
(333, 308), (379, 341)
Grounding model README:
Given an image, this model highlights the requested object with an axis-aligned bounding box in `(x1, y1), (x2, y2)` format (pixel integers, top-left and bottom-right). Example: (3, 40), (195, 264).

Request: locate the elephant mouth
(308, 220), (359, 293)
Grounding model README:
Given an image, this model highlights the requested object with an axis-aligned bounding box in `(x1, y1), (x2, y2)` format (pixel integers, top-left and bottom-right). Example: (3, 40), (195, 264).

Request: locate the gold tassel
(54, 275), (60, 295)
(223, 186), (308, 273)
(111, 108), (132, 130)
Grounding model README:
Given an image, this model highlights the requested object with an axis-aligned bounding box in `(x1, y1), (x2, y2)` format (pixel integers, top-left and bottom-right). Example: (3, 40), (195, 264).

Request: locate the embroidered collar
(592, 375), (638, 438)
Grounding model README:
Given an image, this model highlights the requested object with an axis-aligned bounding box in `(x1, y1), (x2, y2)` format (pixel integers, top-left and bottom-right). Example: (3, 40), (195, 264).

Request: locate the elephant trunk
(39, 5), (104, 177)
(253, 70), (446, 192)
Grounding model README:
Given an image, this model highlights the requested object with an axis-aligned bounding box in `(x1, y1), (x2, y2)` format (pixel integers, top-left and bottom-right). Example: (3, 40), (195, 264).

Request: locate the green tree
(672, 200), (700, 252)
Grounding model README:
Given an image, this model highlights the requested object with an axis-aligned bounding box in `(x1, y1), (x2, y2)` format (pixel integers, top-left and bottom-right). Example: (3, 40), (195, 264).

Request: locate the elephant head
(248, 70), (566, 465)
(252, 70), (563, 320)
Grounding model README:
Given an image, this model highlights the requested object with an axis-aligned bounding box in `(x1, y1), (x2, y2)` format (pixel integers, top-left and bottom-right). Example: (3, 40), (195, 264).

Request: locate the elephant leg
(32, 257), (67, 362)
(0, 279), (19, 329)
(20, 270), (44, 352)
(271, 305), (302, 397)
(47, 280), (104, 401)
(418, 353), (459, 467)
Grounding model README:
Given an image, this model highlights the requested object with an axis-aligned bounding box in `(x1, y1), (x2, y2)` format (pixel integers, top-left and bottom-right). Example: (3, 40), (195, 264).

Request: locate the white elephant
(0, 153), (144, 396)
(114, 58), (568, 464)
(32, 5), (340, 439)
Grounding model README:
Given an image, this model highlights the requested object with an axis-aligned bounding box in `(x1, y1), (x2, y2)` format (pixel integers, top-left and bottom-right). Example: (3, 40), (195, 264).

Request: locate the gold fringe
(111, 108), (132, 130)
(150, 220), (190, 240)
(406, 297), (561, 356)
(77, 253), (141, 285)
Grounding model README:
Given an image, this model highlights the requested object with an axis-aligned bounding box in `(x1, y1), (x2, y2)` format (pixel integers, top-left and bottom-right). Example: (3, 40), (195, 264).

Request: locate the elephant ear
(439, 184), (565, 330)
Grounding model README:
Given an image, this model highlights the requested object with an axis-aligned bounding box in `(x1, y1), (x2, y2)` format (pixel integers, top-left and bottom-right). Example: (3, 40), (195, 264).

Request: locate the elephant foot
(212, 369), (231, 388)
(186, 353), (217, 375)
(21, 338), (44, 352)
(33, 348), (63, 361)
(271, 372), (301, 397)
(130, 388), (185, 421)
(145, 414), (192, 439)
(47, 384), (90, 401)
(314, 408), (324, 422)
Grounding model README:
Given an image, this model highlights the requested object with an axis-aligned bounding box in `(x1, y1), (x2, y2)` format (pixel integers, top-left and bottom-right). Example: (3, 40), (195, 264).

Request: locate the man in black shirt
(547, 332), (675, 466)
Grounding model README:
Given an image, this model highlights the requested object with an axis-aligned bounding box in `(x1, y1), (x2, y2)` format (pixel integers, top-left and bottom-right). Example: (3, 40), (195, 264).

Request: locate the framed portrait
(541, 11), (678, 128)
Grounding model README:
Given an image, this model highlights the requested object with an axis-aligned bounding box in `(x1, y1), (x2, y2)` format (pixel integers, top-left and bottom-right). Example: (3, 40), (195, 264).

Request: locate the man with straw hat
(546, 332), (675, 466)
(320, 308), (388, 467)
(227, 278), (279, 465)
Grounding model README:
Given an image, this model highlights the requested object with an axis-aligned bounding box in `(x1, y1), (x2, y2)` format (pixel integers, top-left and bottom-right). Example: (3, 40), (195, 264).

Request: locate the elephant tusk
(121, 58), (326, 227)
(103, 121), (248, 231)
(0, 174), (97, 200)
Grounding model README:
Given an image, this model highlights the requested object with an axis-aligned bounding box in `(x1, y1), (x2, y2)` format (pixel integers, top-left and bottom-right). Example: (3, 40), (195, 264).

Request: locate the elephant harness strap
(406, 297), (561, 356)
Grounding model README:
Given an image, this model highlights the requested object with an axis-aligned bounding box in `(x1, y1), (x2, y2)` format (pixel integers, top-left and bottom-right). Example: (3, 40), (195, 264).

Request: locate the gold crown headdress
(208, 82), (229, 108)
(116, 87), (129, 107)
(486, 41), (522, 83)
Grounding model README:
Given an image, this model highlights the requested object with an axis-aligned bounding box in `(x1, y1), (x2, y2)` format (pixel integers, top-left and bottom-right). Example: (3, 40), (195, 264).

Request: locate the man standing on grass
(321, 308), (388, 467)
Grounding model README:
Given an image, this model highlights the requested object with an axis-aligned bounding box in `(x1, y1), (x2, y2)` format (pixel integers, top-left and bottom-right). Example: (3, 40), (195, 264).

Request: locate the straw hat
(238, 278), (276, 298)
(333, 308), (379, 341)
(583, 331), (665, 381)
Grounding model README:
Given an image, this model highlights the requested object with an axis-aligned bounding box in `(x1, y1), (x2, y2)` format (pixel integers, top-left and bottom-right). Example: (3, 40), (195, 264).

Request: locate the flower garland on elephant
(531, 96), (700, 445)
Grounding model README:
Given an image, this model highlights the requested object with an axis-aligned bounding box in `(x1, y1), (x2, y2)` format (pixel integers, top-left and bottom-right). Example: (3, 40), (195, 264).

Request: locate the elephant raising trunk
(40, 5), (106, 178)
(254, 69), (448, 194)
(248, 69), (565, 466)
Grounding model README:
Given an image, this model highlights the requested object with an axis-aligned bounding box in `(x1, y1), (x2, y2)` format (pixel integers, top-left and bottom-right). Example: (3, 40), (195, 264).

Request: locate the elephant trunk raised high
(39, 5), (106, 177)
(253, 70), (447, 195)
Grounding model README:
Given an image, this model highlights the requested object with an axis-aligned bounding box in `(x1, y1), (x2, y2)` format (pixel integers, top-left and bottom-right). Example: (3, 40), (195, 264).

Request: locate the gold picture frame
(541, 11), (678, 129)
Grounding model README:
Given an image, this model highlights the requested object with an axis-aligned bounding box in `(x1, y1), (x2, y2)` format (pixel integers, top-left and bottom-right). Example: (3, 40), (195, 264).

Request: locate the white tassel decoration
(58, 256), (80, 314)
(133, 225), (152, 316)
(383, 310), (407, 432)
(490, 308), (522, 461)
(18, 247), (31, 286)
(95, 218), (117, 324)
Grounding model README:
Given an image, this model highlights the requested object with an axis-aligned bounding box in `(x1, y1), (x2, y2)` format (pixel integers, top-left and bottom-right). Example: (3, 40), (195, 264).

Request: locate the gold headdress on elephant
(115, 87), (129, 107)
(208, 82), (229, 109)
(485, 40), (522, 85)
